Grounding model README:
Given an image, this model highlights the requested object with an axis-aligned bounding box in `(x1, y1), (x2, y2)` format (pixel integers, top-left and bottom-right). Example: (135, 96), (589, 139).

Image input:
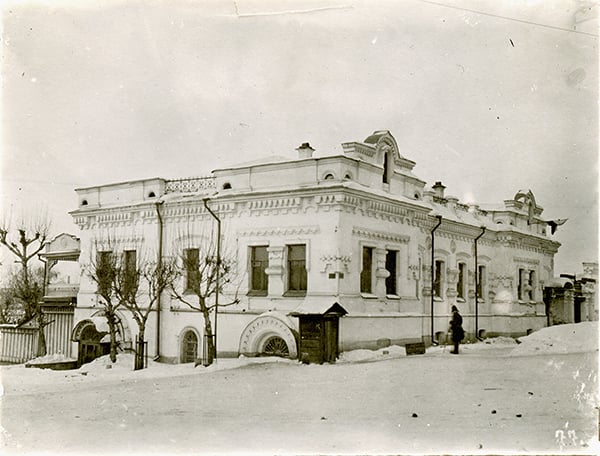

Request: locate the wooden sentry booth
(290, 302), (348, 364)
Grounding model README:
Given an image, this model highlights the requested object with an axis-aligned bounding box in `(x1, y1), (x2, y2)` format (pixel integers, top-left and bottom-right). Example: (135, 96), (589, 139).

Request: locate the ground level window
(262, 336), (289, 357)
(181, 330), (198, 363)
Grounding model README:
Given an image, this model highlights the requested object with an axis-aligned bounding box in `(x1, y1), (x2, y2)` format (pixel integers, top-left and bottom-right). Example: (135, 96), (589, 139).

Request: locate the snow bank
(482, 336), (518, 346)
(26, 353), (77, 365)
(338, 345), (406, 363)
(511, 321), (598, 356)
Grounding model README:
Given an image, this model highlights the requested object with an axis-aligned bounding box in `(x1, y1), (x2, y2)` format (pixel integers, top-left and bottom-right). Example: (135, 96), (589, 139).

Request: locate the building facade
(69, 130), (562, 363)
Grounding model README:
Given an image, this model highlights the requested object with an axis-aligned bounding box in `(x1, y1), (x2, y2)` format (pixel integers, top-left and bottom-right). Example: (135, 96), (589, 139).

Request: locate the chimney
(296, 142), (315, 159)
(432, 181), (446, 198)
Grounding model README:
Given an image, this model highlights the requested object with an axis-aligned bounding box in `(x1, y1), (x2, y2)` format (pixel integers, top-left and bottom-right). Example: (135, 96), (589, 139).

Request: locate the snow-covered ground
(1, 322), (598, 455)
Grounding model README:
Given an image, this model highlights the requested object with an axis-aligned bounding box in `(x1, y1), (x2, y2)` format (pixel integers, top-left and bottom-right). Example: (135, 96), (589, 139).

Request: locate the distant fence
(43, 306), (74, 358)
(0, 326), (38, 364)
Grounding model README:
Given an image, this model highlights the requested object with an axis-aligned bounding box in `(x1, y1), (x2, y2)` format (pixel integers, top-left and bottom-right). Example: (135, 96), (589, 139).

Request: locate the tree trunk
(135, 325), (146, 370)
(106, 310), (118, 363)
(36, 311), (47, 357)
(202, 308), (214, 366)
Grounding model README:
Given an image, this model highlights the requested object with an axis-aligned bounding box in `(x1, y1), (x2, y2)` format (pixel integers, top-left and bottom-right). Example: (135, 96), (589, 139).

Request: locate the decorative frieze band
(513, 257), (540, 266)
(238, 225), (320, 238)
(352, 227), (410, 244)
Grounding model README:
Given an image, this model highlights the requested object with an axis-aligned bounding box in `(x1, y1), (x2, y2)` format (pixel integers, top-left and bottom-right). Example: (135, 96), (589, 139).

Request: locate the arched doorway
(72, 320), (110, 366)
(71, 313), (130, 366)
(79, 324), (108, 365)
(180, 329), (199, 363)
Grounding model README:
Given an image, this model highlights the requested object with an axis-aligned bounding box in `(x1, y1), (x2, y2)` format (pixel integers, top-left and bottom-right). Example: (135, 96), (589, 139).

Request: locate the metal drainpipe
(430, 215), (442, 345)
(474, 226), (486, 340)
(154, 201), (164, 360)
(203, 198), (221, 360)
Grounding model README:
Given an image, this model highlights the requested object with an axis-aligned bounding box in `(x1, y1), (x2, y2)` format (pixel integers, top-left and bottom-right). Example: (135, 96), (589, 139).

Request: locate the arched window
(181, 330), (198, 363)
(383, 152), (390, 184)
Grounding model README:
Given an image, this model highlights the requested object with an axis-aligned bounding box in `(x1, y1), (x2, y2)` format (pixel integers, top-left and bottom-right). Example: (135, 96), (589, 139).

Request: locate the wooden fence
(0, 325), (38, 364)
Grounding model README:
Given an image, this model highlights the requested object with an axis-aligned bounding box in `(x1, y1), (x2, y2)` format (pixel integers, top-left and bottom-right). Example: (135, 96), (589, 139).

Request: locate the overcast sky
(1, 0), (597, 275)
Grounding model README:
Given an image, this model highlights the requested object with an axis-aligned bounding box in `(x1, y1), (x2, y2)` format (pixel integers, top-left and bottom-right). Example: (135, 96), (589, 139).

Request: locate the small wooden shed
(290, 302), (348, 364)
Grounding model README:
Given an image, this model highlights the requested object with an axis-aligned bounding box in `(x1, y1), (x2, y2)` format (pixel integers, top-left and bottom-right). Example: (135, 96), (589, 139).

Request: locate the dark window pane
(457, 263), (466, 299)
(361, 247), (373, 293)
(434, 260), (443, 297)
(385, 250), (397, 295)
(288, 245), (306, 292)
(251, 246), (269, 293)
(185, 248), (200, 292)
(477, 265), (485, 299)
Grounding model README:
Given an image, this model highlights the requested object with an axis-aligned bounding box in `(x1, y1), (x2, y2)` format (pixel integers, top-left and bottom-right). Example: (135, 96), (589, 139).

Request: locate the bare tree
(114, 252), (178, 370)
(87, 246), (121, 363)
(170, 230), (240, 366)
(0, 214), (51, 356)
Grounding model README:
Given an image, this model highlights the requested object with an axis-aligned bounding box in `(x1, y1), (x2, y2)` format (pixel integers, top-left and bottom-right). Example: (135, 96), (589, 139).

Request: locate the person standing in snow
(449, 305), (464, 354)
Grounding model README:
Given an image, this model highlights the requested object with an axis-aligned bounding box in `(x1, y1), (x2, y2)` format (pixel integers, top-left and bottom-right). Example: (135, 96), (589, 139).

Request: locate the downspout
(154, 201), (164, 360)
(430, 215), (442, 345)
(203, 197), (221, 360)
(474, 226), (486, 340)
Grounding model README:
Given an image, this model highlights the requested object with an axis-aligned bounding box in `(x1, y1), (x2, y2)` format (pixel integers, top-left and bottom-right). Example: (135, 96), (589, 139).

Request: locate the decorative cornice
(238, 225), (320, 238)
(513, 257), (540, 266)
(247, 197), (302, 211)
(352, 227), (410, 244)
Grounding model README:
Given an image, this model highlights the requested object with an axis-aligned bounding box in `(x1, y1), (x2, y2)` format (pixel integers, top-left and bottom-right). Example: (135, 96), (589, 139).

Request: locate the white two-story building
(69, 130), (561, 364)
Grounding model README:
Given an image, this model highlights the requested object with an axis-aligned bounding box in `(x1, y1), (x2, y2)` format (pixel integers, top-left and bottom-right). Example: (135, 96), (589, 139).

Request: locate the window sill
(283, 291), (307, 298)
(433, 296), (444, 302)
(456, 298), (466, 303)
(361, 293), (378, 299)
(386, 294), (401, 300)
(247, 291), (268, 297)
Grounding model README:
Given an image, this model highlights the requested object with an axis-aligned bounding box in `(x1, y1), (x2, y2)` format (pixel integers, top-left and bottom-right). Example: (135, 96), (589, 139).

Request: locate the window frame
(476, 264), (487, 301)
(433, 259), (445, 299)
(385, 249), (399, 296)
(249, 245), (269, 296)
(457, 262), (467, 301)
(360, 246), (374, 294)
(285, 244), (307, 296)
(184, 247), (200, 294)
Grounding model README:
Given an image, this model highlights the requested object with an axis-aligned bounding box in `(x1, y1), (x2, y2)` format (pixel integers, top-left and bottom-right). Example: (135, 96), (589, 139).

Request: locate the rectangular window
(96, 251), (114, 297)
(97, 250), (112, 271)
(124, 250), (137, 274)
(122, 250), (137, 298)
(518, 268), (524, 300)
(361, 246), (373, 293)
(184, 248), (200, 293)
(250, 246), (269, 295)
(287, 244), (307, 294)
(518, 268), (537, 301)
(385, 250), (398, 295)
(434, 260), (444, 298)
(477, 265), (486, 300)
(457, 263), (466, 300)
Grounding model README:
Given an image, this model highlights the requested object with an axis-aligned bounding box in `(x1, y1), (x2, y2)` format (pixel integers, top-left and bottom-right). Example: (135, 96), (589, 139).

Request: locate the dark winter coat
(450, 311), (465, 342)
